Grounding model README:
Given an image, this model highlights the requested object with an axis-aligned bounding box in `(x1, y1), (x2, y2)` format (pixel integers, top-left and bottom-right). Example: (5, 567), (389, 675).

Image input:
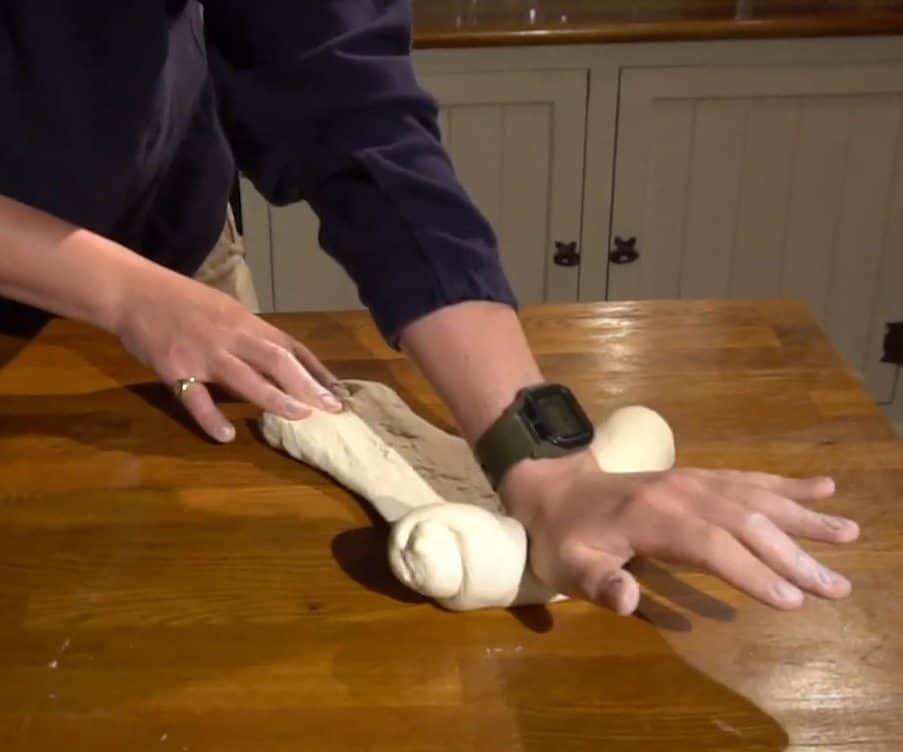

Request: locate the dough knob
(591, 405), (675, 473)
(396, 518), (463, 599)
(388, 503), (530, 611)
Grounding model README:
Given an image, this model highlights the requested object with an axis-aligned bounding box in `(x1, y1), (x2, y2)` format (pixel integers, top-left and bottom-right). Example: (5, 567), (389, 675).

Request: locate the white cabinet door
(425, 69), (587, 304)
(609, 63), (903, 402)
(247, 68), (587, 313)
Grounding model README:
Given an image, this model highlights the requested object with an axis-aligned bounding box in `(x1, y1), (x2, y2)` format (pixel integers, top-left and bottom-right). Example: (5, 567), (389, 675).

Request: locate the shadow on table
(328, 515), (736, 636)
(501, 648), (790, 751)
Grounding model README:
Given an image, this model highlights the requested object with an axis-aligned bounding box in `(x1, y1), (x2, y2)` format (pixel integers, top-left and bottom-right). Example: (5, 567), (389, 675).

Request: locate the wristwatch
(475, 383), (594, 489)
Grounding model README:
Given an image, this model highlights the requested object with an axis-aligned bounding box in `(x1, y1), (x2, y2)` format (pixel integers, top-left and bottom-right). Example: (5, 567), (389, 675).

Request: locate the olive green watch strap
(475, 399), (537, 489)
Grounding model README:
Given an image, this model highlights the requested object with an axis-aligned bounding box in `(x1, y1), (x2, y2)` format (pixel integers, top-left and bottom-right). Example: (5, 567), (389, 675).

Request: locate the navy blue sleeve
(202, 0), (517, 345)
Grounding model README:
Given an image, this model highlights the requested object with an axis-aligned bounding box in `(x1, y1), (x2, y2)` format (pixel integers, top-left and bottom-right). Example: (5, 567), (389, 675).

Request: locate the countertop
(413, 1), (903, 47)
(2, 300), (903, 750)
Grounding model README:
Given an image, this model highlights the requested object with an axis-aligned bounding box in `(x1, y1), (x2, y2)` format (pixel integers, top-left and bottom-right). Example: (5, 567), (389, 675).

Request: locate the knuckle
(742, 510), (771, 533)
(208, 348), (231, 373)
(631, 486), (665, 510)
(268, 345), (294, 372)
(265, 387), (288, 413)
(631, 483), (685, 519)
(162, 339), (191, 369)
(663, 469), (705, 495)
(694, 524), (731, 565)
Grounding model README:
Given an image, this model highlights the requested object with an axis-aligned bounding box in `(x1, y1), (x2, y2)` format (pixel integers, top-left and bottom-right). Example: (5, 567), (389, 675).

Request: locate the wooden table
(1, 300), (902, 751)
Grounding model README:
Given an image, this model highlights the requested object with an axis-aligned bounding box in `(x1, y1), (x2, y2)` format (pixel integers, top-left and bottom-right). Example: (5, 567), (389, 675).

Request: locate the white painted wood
(825, 97), (902, 379)
(728, 99), (798, 296)
(679, 100), (747, 298)
(864, 104), (903, 403)
(610, 62), (903, 402)
(447, 104), (504, 230)
(634, 100), (695, 298)
(498, 104), (553, 304)
(421, 69), (587, 304)
(246, 36), (903, 410)
(413, 37), (903, 78)
(577, 57), (618, 302)
(436, 107), (450, 145)
(238, 177), (274, 313)
(780, 98), (851, 324)
(270, 202), (361, 312)
(262, 69), (587, 312)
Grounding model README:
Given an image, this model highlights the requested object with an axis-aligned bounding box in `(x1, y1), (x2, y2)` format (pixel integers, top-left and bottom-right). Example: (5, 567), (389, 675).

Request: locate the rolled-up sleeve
(203, 0), (517, 345)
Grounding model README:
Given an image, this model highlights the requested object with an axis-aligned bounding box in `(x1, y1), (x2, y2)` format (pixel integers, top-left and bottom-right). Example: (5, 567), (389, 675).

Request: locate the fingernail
(320, 394), (343, 412)
(772, 580), (803, 604)
(330, 382), (351, 399)
(817, 566), (845, 589)
(822, 514), (851, 531)
(217, 424), (236, 443)
(816, 567), (835, 587)
(818, 476), (836, 492)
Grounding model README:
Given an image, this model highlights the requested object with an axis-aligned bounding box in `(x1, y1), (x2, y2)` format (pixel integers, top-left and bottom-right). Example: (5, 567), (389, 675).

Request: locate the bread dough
(260, 380), (675, 611)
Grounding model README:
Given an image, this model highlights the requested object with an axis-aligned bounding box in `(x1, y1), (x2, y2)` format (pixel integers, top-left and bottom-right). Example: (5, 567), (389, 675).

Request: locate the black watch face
(522, 384), (594, 449)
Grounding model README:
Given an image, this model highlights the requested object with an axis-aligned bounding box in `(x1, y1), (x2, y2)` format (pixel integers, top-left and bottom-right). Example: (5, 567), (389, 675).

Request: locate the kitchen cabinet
(240, 34), (903, 411)
(242, 69), (587, 313)
(608, 62), (903, 403)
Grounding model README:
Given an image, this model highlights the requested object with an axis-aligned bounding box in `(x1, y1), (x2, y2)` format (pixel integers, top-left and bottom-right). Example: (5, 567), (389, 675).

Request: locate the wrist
(100, 253), (178, 336)
(65, 231), (160, 335)
(498, 450), (591, 525)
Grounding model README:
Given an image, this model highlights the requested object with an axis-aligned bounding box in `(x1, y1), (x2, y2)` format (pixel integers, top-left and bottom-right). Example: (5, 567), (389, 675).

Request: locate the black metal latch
(553, 241), (580, 267)
(881, 321), (903, 365)
(609, 236), (639, 265)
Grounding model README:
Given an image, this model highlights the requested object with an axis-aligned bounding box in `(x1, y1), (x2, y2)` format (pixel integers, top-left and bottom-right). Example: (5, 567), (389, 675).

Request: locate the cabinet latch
(881, 321), (903, 365)
(553, 241), (580, 267)
(610, 236), (639, 265)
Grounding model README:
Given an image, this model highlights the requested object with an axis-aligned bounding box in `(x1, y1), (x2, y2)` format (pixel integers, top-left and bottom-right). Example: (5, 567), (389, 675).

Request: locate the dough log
(260, 381), (675, 611)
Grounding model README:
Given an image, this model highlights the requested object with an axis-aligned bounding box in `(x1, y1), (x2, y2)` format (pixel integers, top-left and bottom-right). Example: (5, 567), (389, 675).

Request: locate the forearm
(399, 301), (543, 444)
(0, 194), (160, 332)
(400, 299), (585, 519)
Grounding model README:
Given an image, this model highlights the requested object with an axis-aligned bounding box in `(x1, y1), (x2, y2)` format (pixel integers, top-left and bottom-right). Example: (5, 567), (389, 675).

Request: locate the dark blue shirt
(0, 0), (515, 344)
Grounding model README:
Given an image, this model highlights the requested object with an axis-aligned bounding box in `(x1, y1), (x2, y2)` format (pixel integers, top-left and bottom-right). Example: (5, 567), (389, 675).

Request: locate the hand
(114, 268), (343, 442)
(501, 453), (860, 614)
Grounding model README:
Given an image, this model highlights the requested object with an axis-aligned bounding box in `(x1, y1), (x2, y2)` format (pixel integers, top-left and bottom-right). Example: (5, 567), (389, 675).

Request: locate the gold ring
(172, 377), (199, 400)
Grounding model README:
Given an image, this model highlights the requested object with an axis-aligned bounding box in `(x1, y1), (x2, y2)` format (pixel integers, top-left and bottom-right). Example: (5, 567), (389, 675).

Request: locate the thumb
(562, 543), (640, 615)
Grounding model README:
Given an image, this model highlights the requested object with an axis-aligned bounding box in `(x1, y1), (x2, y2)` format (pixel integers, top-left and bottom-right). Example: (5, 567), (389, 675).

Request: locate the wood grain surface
(1, 299), (901, 751)
(413, 0), (903, 47)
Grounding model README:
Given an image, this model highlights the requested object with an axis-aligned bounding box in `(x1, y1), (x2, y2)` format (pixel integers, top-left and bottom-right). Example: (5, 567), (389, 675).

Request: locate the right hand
(115, 268), (343, 442)
(502, 452), (860, 614)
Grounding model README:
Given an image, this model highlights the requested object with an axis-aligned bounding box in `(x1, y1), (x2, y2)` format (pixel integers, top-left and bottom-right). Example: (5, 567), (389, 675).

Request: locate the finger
(178, 381), (236, 443)
(559, 543), (640, 615)
(719, 509), (851, 599)
(214, 352), (312, 420)
(234, 335), (342, 413)
(732, 486), (860, 544)
(716, 469), (837, 501)
(290, 340), (345, 396)
(640, 516), (805, 610)
(254, 321), (344, 395)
